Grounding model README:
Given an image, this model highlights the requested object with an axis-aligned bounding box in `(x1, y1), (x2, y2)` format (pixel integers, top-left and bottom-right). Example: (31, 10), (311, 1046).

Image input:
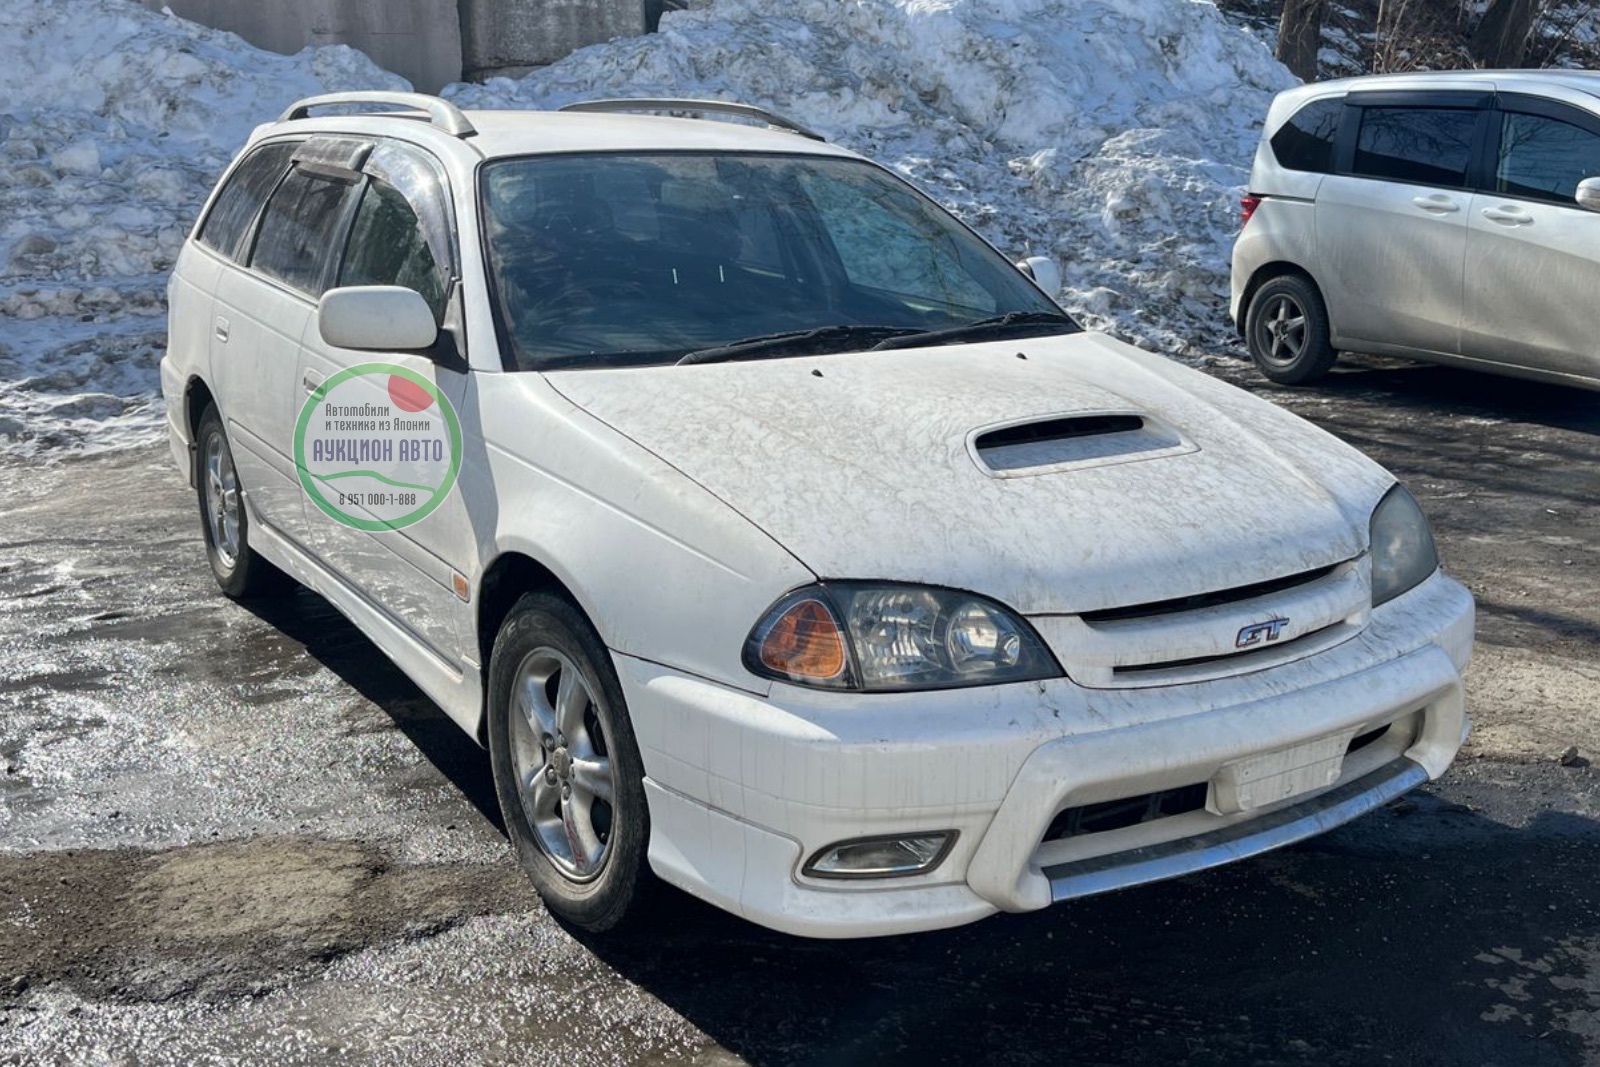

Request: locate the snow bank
(1, 0), (1293, 456)
(0, 0), (404, 454)
(449, 0), (1294, 349)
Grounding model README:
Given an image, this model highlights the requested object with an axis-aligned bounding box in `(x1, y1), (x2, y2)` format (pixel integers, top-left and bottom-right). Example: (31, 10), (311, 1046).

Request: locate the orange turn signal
(758, 597), (848, 681)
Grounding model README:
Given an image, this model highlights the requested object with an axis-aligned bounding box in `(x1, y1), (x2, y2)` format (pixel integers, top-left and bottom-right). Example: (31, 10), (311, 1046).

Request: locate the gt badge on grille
(1236, 618), (1290, 649)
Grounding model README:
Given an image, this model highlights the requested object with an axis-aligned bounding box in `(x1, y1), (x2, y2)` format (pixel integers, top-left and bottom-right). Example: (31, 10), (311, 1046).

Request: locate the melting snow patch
(1, 0), (1293, 456)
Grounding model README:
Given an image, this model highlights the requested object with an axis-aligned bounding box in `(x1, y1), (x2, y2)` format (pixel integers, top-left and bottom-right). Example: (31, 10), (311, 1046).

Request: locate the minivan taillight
(1240, 194), (1262, 227)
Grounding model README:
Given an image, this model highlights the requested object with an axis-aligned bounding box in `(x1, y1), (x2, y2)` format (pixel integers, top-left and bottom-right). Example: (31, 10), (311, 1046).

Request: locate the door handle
(1411, 195), (1460, 213)
(302, 369), (325, 395)
(1481, 205), (1533, 225)
(214, 316), (230, 343)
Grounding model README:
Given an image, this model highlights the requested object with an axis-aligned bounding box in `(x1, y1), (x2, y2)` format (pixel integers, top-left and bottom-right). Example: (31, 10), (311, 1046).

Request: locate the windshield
(479, 153), (1071, 369)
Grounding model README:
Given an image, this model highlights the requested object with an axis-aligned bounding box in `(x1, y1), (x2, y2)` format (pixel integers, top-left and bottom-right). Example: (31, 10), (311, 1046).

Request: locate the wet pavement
(1, 355), (1598, 1065)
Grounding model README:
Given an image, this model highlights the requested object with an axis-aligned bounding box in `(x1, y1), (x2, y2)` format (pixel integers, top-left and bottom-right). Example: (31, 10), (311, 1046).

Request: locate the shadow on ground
(238, 589), (505, 835)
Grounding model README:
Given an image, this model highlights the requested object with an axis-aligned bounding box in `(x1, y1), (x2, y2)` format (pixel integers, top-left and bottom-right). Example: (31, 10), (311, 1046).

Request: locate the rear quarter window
(197, 142), (296, 260)
(1270, 98), (1343, 173)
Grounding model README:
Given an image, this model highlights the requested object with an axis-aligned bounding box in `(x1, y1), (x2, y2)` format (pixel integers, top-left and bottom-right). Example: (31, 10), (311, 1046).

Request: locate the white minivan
(163, 92), (1474, 938)
(1233, 70), (1600, 389)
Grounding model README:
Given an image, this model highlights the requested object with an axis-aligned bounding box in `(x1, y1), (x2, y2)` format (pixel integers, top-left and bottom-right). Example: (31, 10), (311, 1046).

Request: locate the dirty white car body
(162, 94), (1473, 938)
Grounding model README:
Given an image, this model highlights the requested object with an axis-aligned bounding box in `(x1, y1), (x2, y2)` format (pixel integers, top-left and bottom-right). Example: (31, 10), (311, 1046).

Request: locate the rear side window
(250, 167), (359, 295)
(338, 179), (447, 320)
(197, 142), (296, 260)
(1352, 107), (1477, 188)
(1270, 98), (1343, 173)
(1495, 111), (1600, 205)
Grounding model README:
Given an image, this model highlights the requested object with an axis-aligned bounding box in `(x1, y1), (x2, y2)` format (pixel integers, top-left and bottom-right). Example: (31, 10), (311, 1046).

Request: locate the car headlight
(744, 582), (1061, 691)
(1369, 484), (1439, 607)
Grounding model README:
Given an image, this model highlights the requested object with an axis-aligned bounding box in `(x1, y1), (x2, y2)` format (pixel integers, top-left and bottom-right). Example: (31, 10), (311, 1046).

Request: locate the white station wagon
(162, 92), (1474, 938)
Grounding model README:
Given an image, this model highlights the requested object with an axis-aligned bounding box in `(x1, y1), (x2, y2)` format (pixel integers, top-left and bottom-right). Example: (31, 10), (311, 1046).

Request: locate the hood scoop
(969, 411), (1198, 477)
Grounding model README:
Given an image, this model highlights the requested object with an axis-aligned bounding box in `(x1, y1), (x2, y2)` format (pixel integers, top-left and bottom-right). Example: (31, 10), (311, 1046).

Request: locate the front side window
(1271, 98), (1343, 174)
(198, 142), (296, 260)
(250, 167), (359, 296)
(481, 153), (1061, 370)
(1495, 111), (1600, 205)
(339, 179), (447, 319)
(1352, 107), (1477, 188)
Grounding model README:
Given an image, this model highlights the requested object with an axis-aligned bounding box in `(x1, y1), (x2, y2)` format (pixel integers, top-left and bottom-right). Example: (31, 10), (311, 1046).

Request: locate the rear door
(212, 139), (365, 548)
(197, 140), (301, 532)
(1314, 91), (1490, 356)
(1461, 94), (1600, 383)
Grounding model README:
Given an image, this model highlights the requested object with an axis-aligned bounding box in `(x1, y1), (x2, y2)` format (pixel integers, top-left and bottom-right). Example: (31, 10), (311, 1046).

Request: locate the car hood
(545, 333), (1395, 614)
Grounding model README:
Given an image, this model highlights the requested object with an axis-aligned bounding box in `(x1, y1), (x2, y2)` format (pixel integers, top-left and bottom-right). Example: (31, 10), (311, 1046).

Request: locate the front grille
(1108, 620), (1350, 680)
(1033, 559), (1367, 689)
(1081, 563), (1339, 624)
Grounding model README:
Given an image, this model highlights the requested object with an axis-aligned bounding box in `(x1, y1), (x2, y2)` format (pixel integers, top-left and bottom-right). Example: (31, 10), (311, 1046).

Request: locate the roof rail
(558, 98), (826, 142)
(279, 92), (476, 138)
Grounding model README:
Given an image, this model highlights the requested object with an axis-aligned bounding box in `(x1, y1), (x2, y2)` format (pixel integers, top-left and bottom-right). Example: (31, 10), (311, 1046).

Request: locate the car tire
(195, 404), (293, 599)
(487, 591), (652, 932)
(1245, 274), (1338, 385)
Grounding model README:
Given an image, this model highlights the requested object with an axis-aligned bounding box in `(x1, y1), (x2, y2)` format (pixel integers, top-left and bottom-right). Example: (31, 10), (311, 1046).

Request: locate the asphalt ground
(1, 353), (1597, 1066)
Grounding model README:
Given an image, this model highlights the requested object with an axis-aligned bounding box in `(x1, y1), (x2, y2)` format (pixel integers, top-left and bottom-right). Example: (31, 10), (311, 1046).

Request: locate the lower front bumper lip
(1043, 756), (1428, 903)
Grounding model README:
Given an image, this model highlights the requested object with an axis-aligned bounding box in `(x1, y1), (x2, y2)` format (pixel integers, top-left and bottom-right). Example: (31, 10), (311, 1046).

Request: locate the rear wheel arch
(1239, 262), (1324, 335)
(183, 377), (217, 485)
(1244, 272), (1338, 385)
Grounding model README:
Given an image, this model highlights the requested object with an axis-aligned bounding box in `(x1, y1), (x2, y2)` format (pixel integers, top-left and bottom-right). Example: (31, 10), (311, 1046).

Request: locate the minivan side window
(250, 167), (359, 296)
(1495, 111), (1600, 205)
(1271, 98), (1343, 173)
(338, 179), (448, 320)
(1352, 107), (1477, 188)
(197, 142), (296, 260)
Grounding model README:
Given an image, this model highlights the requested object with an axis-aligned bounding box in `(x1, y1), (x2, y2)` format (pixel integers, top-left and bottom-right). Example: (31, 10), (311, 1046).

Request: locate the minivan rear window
(1352, 107), (1477, 188)
(1271, 98), (1343, 173)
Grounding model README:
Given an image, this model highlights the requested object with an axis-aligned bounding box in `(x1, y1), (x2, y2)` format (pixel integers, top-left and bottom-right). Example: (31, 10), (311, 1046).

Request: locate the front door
(295, 142), (474, 664)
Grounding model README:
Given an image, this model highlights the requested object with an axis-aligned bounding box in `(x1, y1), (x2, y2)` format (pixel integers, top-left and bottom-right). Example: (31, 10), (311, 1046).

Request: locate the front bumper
(621, 571), (1473, 938)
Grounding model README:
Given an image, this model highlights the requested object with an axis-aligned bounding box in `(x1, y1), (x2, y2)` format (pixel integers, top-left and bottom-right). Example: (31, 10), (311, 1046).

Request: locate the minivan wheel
(1245, 274), (1337, 385)
(195, 404), (292, 598)
(488, 592), (651, 932)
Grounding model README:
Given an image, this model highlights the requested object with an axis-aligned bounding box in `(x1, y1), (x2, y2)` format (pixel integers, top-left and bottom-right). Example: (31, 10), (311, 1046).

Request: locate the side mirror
(1577, 177), (1600, 214)
(318, 286), (438, 351)
(1016, 255), (1062, 298)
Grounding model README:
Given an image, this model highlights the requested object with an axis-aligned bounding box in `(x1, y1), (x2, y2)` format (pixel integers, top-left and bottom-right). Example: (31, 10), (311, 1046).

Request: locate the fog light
(803, 832), (956, 879)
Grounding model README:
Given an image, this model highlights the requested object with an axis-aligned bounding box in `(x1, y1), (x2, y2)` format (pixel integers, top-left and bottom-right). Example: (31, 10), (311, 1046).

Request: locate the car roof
(1278, 69), (1600, 103)
(458, 109), (860, 160)
(265, 94), (862, 163)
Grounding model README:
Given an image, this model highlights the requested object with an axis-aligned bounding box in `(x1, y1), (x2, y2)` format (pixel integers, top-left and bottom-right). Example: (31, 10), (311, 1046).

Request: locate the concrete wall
(458, 0), (646, 81)
(149, 0), (654, 91)
(146, 0), (465, 93)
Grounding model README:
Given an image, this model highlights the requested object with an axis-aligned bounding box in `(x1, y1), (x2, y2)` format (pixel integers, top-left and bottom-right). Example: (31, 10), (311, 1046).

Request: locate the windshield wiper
(868, 310), (1081, 351)
(676, 324), (925, 366)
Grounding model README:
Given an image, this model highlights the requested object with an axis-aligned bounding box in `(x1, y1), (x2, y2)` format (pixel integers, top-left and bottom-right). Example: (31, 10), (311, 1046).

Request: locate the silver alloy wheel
(1258, 293), (1308, 366)
(203, 431), (241, 570)
(509, 647), (617, 881)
